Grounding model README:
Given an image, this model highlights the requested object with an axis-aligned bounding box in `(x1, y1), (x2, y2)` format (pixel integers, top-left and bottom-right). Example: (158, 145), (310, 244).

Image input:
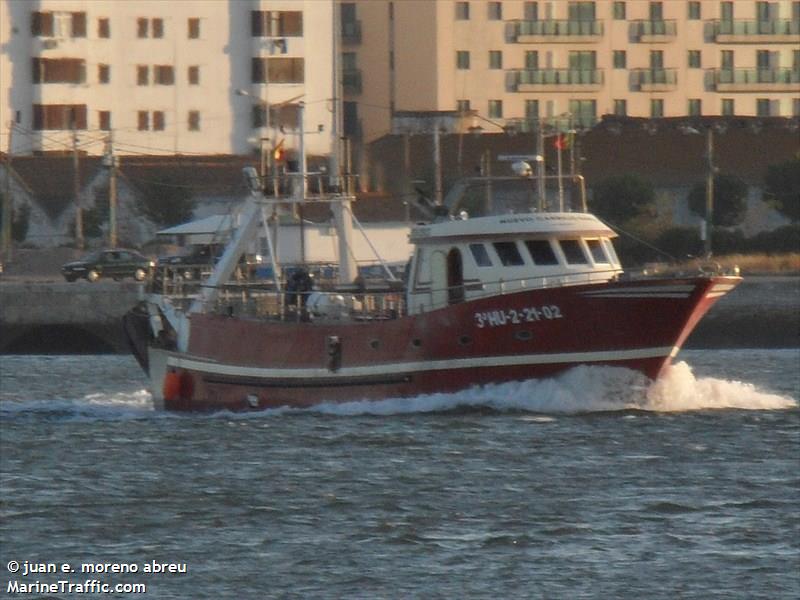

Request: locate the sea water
(1, 350), (797, 599)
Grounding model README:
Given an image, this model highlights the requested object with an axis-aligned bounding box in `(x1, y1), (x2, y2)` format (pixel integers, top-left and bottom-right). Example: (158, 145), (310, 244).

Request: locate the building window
(188, 65), (200, 85)
(569, 1), (596, 20)
(188, 17), (200, 39)
(188, 111), (200, 131)
(721, 98), (735, 116)
(525, 99), (539, 119)
(456, 99), (471, 113)
(756, 98), (772, 117)
(613, 99), (627, 116)
(612, 50), (626, 69)
(488, 2), (502, 20)
(612, 1), (626, 20)
(137, 65), (149, 85)
(137, 110), (149, 131)
(651, 98), (664, 117)
(688, 98), (702, 116)
(793, 98), (800, 117)
(32, 104), (87, 130)
(524, 2), (538, 20)
(688, 50), (701, 68)
(31, 11), (86, 37)
(71, 12), (86, 37)
(569, 99), (596, 127)
(31, 12), (54, 36)
(98, 64), (110, 84)
(32, 58), (86, 84)
(153, 111), (165, 131)
(99, 110), (111, 131)
(489, 50), (502, 70)
(251, 11), (303, 37)
(137, 17), (148, 38)
(456, 51), (470, 70)
(152, 18), (163, 38)
(525, 50), (539, 69)
(649, 2), (664, 20)
(154, 65), (174, 85)
(251, 57), (305, 83)
(98, 17), (110, 38)
(688, 1), (701, 19)
(455, 2), (470, 20)
(488, 99), (503, 119)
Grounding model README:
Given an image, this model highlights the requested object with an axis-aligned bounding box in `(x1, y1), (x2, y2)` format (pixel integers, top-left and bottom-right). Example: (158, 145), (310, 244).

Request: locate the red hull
(153, 276), (739, 411)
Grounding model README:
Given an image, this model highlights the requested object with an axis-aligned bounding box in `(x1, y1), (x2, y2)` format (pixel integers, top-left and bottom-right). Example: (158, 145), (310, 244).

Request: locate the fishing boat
(123, 125), (740, 412)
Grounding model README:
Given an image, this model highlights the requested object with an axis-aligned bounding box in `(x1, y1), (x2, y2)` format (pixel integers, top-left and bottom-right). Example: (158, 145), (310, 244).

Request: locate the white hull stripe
(583, 285), (696, 294)
(710, 283), (737, 292)
(166, 346), (677, 381)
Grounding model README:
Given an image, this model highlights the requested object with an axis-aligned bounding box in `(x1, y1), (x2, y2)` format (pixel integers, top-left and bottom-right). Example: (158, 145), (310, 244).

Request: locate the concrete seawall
(0, 276), (797, 354)
(0, 281), (142, 353)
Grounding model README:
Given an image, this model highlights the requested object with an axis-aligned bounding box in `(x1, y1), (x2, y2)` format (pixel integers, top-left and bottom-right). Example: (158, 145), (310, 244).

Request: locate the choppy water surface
(1, 350), (798, 599)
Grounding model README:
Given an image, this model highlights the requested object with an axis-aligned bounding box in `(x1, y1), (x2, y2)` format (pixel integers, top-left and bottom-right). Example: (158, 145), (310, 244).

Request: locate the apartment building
(0, 0), (337, 158)
(342, 0), (800, 140)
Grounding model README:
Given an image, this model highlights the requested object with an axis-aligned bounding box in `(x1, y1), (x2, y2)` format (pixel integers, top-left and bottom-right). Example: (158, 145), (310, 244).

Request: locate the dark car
(61, 249), (154, 282)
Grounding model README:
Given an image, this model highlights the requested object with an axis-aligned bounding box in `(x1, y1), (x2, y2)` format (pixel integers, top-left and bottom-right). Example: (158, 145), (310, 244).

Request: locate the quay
(0, 276), (797, 354)
(0, 280), (141, 353)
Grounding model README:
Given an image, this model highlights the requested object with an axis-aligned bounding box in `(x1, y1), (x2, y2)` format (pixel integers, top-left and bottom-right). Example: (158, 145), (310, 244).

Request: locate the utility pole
(536, 123), (546, 211)
(704, 127), (715, 257)
(433, 126), (442, 205)
(106, 133), (118, 248)
(2, 122), (13, 263)
(72, 126), (84, 250)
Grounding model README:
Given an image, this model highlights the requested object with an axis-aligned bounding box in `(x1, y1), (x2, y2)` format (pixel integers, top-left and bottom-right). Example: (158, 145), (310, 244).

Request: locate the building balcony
(509, 69), (604, 92)
(341, 20), (362, 45)
(342, 69), (362, 95)
(509, 19), (603, 43)
(630, 68), (678, 91)
(708, 19), (800, 43)
(710, 68), (800, 92)
(629, 19), (677, 42)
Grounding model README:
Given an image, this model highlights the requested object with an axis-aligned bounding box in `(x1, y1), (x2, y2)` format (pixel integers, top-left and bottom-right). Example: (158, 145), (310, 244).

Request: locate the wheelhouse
(406, 212), (621, 314)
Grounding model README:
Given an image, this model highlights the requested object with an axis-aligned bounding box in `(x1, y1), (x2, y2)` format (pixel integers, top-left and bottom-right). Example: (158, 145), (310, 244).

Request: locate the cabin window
(525, 240), (558, 265)
(493, 242), (524, 267)
(602, 239), (619, 264)
(469, 243), (492, 267)
(586, 239), (609, 264)
(559, 240), (588, 265)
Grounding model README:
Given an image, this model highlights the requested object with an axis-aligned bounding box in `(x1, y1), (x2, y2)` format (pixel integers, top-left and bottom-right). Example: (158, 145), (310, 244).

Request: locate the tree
(763, 158), (800, 222)
(0, 195), (30, 243)
(137, 176), (195, 227)
(688, 174), (747, 227)
(589, 174), (656, 225)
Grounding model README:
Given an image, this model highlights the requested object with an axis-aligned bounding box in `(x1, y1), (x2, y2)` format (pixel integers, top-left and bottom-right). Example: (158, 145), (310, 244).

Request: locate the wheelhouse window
(586, 239), (609, 264)
(469, 243), (492, 267)
(493, 242), (525, 266)
(525, 240), (559, 265)
(559, 240), (588, 265)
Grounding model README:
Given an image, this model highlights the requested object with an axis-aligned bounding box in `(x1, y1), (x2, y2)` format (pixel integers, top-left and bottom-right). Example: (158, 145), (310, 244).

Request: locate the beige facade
(0, 0), (338, 157)
(343, 0), (800, 139)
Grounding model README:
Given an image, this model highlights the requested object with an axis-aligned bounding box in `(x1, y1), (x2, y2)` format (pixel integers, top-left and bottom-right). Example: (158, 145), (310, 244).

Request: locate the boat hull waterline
(131, 276), (740, 412)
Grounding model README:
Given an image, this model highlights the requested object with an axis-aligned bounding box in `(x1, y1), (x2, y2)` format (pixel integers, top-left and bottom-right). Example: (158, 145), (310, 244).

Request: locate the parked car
(156, 244), (263, 281)
(61, 249), (154, 282)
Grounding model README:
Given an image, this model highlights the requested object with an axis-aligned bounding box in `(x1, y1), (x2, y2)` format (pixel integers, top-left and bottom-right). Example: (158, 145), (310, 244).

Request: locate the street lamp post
(704, 127), (715, 257)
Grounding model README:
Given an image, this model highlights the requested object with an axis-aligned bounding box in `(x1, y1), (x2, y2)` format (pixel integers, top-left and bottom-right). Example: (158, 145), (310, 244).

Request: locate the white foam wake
(307, 361), (797, 416)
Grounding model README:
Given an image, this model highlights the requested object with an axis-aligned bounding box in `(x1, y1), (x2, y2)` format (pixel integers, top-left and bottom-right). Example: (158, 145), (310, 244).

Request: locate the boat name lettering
(474, 305), (563, 328)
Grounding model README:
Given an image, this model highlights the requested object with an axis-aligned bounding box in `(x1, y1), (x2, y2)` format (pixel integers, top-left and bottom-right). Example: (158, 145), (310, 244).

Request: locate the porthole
(370, 339), (380, 350)
(514, 330), (532, 341)
(459, 335), (472, 346)
(411, 338), (422, 348)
